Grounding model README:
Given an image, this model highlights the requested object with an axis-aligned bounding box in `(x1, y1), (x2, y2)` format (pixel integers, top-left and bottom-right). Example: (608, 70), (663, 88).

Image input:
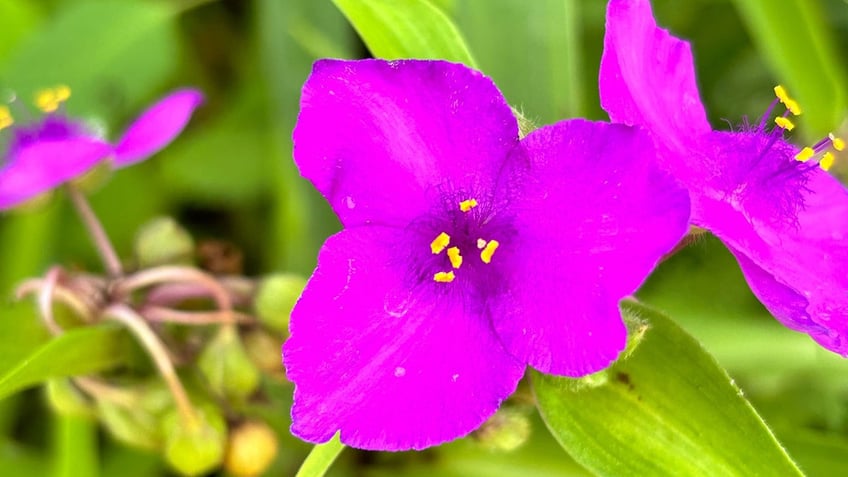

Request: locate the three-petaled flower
(601, 0), (848, 353)
(0, 87), (204, 209)
(283, 59), (690, 450)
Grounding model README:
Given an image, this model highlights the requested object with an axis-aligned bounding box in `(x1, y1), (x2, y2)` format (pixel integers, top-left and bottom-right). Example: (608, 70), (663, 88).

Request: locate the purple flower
(283, 59), (690, 450)
(0, 87), (204, 210)
(600, 0), (848, 353)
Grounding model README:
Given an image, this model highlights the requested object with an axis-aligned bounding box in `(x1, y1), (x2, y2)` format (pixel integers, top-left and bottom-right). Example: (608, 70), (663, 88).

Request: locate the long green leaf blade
(532, 300), (804, 476)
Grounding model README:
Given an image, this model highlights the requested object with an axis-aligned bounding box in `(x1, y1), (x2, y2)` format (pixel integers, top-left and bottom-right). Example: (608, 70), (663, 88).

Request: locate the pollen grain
(433, 271), (456, 283)
(447, 246), (463, 269)
(459, 198), (478, 212)
(480, 240), (500, 264)
(430, 232), (450, 254)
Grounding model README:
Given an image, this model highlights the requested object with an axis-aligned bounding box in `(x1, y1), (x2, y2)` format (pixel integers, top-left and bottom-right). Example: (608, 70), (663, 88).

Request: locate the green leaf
(532, 300), (804, 477)
(331, 0), (476, 65)
(729, 0), (847, 137)
(0, 0), (180, 122)
(0, 324), (133, 401)
(0, 0), (42, 63)
(295, 434), (344, 477)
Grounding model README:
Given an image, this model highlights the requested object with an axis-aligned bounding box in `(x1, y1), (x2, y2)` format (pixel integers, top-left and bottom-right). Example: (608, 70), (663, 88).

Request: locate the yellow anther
(829, 133), (845, 152)
(480, 240), (500, 264)
(773, 85), (801, 115)
(35, 88), (58, 112)
(0, 105), (12, 130)
(430, 232), (450, 254)
(459, 198), (478, 212)
(433, 271), (455, 283)
(795, 147), (815, 162)
(447, 246), (463, 269)
(820, 152), (835, 171)
(476, 238), (487, 249)
(774, 116), (795, 131)
(54, 85), (71, 102)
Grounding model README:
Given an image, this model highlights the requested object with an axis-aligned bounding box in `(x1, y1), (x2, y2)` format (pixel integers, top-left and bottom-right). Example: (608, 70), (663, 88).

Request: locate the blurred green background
(1, 0), (847, 475)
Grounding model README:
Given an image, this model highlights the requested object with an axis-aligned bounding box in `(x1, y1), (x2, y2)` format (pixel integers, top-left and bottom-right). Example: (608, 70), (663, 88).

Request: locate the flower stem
(66, 185), (123, 277)
(115, 265), (233, 310)
(105, 304), (198, 427)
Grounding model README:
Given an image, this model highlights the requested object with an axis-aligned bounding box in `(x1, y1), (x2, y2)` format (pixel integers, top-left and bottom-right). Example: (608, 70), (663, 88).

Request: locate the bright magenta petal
(114, 89), (204, 167)
(0, 139), (112, 209)
(491, 120), (690, 375)
(600, 0), (710, 157)
(283, 227), (524, 450)
(292, 59), (519, 228)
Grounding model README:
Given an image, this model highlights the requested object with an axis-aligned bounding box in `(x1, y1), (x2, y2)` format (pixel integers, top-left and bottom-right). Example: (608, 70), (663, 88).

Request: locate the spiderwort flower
(0, 87), (204, 209)
(283, 59), (690, 450)
(600, 0), (848, 353)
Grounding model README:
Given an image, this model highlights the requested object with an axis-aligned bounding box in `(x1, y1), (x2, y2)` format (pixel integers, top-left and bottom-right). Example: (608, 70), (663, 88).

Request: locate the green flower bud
(133, 216), (195, 268)
(253, 273), (306, 334)
(473, 407), (531, 452)
(242, 329), (286, 378)
(45, 379), (94, 418)
(224, 420), (279, 477)
(96, 381), (172, 451)
(162, 404), (227, 477)
(198, 326), (260, 402)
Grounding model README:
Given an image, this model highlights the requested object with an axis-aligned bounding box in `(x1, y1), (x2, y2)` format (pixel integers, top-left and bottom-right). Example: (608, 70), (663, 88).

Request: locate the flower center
(769, 84), (844, 171)
(427, 197), (502, 284)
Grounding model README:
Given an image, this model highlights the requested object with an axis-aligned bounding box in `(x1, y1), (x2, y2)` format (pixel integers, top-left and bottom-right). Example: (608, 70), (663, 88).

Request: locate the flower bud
(133, 216), (195, 268)
(96, 381), (172, 451)
(198, 326), (260, 402)
(253, 273), (306, 334)
(242, 329), (286, 378)
(224, 420), (279, 477)
(473, 407), (531, 452)
(162, 404), (227, 477)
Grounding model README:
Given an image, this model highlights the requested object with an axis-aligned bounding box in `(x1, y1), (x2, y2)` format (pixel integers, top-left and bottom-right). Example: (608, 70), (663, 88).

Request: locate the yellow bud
(224, 421), (279, 477)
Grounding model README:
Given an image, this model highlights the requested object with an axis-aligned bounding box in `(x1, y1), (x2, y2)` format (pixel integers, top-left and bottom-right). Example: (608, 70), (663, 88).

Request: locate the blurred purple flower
(600, 0), (848, 353)
(283, 59), (690, 450)
(0, 87), (204, 209)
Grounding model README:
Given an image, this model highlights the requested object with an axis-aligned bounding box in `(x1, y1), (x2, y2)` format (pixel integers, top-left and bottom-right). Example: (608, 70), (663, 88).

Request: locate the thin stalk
(66, 185), (122, 277)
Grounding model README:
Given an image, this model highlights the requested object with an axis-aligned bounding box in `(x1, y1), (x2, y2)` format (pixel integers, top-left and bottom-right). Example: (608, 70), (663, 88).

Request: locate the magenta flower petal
(0, 138), (112, 209)
(491, 120), (690, 375)
(600, 0), (848, 354)
(114, 89), (204, 167)
(284, 227), (525, 450)
(292, 59), (519, 228)
(600, 0), (711, 158)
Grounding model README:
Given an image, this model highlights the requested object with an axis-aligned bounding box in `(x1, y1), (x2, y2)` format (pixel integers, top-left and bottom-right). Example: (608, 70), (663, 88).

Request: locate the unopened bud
(45, 379), (94, 418)
(242, 329), (286, 378)
(96, 380), (173, 451)
(254, 273), (306, 334)
(473, 407), (531, 452)
(224, 420), (279, 477)
(134, 216), (195, 268)
(162, 405), (227, 477)
(198, 326), (260, 402)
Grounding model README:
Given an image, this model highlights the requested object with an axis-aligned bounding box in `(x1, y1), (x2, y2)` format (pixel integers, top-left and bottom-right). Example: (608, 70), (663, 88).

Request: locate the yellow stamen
(430, 232), (450, 254)
(480, 240), (500, 264)
(459, 198), (478, 212)
(0, 106), (12, 130)
(54, 85), (71, 102)
(35, 86), (72, 113)
(774, 116), (795, 131)
(795, 147), (815, 162)
(447, 246), (462, 269)
(433, 271), (455, 283)
(774, 84), (802, 115)
(829, 133), (845, 152)
(476, 238), (487, 249)
(820, 152), (835, 171)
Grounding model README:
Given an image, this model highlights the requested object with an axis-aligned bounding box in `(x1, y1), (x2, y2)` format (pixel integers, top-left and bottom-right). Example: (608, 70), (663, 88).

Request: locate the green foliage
(532, 301), (804, 476)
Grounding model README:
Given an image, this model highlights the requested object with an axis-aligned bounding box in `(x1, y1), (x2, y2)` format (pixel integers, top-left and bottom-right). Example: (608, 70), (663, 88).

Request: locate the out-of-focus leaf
(0, 0), (42, 63)
(532, 300), (803, 477)
(777, 430), (848, 477)
(52, 414), (98, 477)
(0, 324), (133, 401)
(295, 434), (344, 477)
(454, 0), (583, 123)
(332, 0), (476, 65)
(729, 0), (847, 136)
(0, 0), (180, 123)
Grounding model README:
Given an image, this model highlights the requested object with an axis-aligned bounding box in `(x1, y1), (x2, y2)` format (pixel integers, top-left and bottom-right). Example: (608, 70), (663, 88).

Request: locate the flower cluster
(283, 59), (691, 450)
(600, 0), (848, 354)
(0, 87), (203, 209)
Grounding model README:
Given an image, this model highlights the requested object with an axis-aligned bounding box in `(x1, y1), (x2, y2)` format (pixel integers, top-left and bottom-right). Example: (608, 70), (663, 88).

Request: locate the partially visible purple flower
(600, 0), (848, 353)
(0, 87), (204, 210)
(283, 59), (690, 450)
